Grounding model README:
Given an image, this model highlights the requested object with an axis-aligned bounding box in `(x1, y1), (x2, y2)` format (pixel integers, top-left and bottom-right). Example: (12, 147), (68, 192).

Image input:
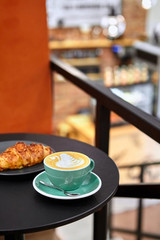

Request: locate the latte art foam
(45, 151), (90, 170)
(51, 153), (85, 168)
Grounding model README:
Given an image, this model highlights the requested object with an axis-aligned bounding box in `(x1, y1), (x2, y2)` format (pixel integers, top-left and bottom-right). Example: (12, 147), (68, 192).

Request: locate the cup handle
(90, 159), (95, 172)
(81, 159), (95, 186)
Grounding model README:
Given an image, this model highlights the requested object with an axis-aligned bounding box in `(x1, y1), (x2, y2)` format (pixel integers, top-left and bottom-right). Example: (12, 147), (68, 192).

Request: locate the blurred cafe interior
(47, 2), (160, 238)
(1, 0), (160, 240)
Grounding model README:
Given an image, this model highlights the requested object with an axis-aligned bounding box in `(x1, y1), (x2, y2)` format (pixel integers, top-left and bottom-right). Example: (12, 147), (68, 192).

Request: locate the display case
(56, 48), (102, 81)
(104, 63), (154, 115)
(133, 40), (160, 118)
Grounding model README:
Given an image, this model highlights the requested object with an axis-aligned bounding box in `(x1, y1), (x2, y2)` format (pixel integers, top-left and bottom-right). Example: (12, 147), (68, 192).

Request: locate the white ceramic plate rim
(33, 171), (102, 200)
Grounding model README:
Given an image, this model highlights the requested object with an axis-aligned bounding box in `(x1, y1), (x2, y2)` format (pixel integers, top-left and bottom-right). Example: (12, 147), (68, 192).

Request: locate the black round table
(0, 133), (119, 240)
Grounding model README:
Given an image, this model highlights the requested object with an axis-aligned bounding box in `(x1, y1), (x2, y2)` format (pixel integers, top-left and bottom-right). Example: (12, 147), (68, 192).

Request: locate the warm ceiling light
(108, 25), (119, 38)
(101, 15), (126, 39)
(140, 0), (157, 9)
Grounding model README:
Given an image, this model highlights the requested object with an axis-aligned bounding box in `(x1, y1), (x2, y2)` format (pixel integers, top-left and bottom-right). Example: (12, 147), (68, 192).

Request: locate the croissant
(0, 142), (53, 171)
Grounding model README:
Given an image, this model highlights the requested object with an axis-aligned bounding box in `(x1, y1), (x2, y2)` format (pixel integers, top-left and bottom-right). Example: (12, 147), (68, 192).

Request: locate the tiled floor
(57, 215), (93, 240)
(57, 200), (160, 240)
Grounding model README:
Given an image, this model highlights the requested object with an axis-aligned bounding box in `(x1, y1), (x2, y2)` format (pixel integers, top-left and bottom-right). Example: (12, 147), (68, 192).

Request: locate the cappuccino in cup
(45, 151), (90, 170)
(44, 151), (95, 191)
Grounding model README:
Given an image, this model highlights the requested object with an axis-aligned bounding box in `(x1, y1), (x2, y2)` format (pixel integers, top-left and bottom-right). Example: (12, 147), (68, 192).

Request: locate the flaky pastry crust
(0, 142), (53, 171)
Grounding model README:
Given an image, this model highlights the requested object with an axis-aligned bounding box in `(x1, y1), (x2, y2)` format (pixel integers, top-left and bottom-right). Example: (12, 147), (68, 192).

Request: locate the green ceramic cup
(44, 151), (95, 191)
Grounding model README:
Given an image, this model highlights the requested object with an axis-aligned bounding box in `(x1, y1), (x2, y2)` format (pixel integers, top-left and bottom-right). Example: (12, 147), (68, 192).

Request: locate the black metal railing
(50, 55), (160, 240)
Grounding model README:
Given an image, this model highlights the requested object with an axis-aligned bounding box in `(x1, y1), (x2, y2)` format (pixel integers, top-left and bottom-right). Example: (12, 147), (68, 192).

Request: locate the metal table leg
(5, 234), (24, 240)
(93, 205), (107, 240)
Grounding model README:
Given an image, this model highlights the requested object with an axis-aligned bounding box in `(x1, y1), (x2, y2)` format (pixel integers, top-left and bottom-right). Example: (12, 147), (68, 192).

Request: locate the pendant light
(138, 0), (157, 9)
(100, 6), (126, 39)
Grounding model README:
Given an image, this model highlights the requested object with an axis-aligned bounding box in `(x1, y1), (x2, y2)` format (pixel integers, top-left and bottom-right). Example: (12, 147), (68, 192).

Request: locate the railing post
(137, 166), (145, 240)
(93, 102), (111, 240)
(95, 102), (110, 153)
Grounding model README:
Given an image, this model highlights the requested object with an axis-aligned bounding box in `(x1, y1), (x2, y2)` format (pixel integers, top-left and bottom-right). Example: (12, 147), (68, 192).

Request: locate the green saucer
(33, 171), (102, 200)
